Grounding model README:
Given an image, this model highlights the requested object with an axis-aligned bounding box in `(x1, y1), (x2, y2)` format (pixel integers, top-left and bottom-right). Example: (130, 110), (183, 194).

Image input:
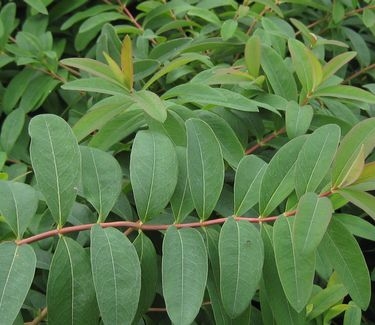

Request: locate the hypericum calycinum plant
(1, 1), (375, 324)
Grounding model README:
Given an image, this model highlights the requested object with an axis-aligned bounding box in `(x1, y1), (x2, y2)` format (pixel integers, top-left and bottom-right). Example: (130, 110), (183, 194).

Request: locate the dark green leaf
(0, 109), (25, 153)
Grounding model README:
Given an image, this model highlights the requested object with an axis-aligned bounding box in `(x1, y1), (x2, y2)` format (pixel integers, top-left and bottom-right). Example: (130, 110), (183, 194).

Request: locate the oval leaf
(273, 215), (315, 312)
(0, 181), (38, 239)
(286, 102), (313, 139)
(80, 146), (122, 222)
(0, 243), (36, 325)
(321, 218), (371, 310)
(259, 136), (306, 217)
(234, 155), (267, 216)
(162, 226), (208, 325)
(29, 114), (81, 227)
(219, 217), (264, 318)
(47, 237), (98, 325)
(130, 131), (178, 222)
(186, 118), (224, 220)
(91, 225), (141, 325)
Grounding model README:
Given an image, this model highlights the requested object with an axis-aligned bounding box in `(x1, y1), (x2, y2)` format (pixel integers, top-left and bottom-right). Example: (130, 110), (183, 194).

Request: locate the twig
(343, 63), (375, 84)
(26, 307), (47, 325)
(245, 127), (286, 155)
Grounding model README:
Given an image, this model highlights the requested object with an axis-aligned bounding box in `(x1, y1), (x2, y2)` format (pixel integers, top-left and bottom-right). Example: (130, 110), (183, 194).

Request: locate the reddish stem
(245, 127), (286, 155)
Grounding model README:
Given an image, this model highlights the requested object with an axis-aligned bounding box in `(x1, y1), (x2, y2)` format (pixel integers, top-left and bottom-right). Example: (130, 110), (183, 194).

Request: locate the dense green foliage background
(0, 0), (375, 324)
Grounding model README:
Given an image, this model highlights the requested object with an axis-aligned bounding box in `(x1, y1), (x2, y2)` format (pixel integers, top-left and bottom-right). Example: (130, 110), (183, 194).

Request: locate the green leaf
(133, 232), (158, 321)
(286, 102), (313, 138)
(0, 181), (38, 239)
(273, 215), (315, 312)
(0, 243), (36, 325)
(261, 44), (298, 101)
(259, 136), (306, 217)
(295, 124), (341, 197)
(91, 225), (141, 325)
(0, 108), (25, 153)
(221, 19), (237, 41)
(288, 38), (322, 92)
(60, 58), (122, 85)
(261, 225), (306, 324)
(29, 114), (81, 227)
(322, 52), (357, 81)
(196, 110), (244, 168)
(24, 0), (48, 14)
(344, 302), (362, 325)
(47, 237), (98, 325)
(170, 147), (194, 223)
(245, 35), (261, 77)
(162, 226), (208, 325)
(321, 218), (371, 310)
(62, 78), (129, 96)
(133, 90), (167, 122)
(332, 118), (375, 188)
(80, 146), (122, 222)
(72, 95), (134, 142)
(350, 162), (375, 191)
(313, 85), (375, 104)
(234, 155), (267, 216)
(338, 189), (375, 221)
(219, 217), (264, 318)
(336, 213), (375, 241)
(187, 7), (221, 26)
(186, 118), (224, 220)
(163, 83), (259, 112)
(121, 35), (134, 90)
(130, 131), (178, 222)
(293, 193), (333, 254)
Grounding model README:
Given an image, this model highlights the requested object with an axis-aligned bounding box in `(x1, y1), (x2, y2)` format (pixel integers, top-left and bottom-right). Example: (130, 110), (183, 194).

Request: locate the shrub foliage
(0, 0), (375, 324)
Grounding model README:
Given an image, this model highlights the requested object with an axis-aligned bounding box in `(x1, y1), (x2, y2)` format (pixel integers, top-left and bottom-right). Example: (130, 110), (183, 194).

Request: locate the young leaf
(91, 225), (141, 325)
(343, 301), (362, 325)
(132, 90), (167, 122)
(234, 155), (267, 216)
(288, 38), (323, 92)
(245, 35), (261, 78)
(286, 102), (313, 138)
(133, 232), (158, 321)
(293, 193), (333, 254)
(338, 189), (375, 221)
(47, 237), (98, 325)
(186, 118), (224, 220)
(162, 226), (208, 325)
(0, 181), (38, 239)
(121, 35), (134, 91)
(321, 218), (371, 310)
(170, 147), (194, 223)
(80, 146), (122, 222)
(273, 215), (315, 312)
(29, 114), (81, 227)
(259, 136), (306, 217)
(332, 117), (375, 188)
(130, 131), (178, 222)
(219, 218), (264, 318)
(313, 85), (375, 104)
(295, 124), (341, 197)
(103, 52), (124, 85)
(0, 243), (36, 325)
(261, 44), (298, 101)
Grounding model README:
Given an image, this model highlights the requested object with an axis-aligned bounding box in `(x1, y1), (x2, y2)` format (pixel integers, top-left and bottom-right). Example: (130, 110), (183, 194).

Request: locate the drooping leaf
(293, 193), (333, 254)
(80, 146), (122, 222)
(163, 83), (259, 112)
(295, 124), (341, 197)
(170, 147), (194, 223)
(338, 189), (375, 221)
(91, 225), (141, 325)
(0, 243), (36, 325)
(0, 181), (38, 239)
(162, 226), (208, 325)
(47, 237), (98, 325)
(29, 114), (81, 227)
(259, 136), (306, 217)
(234, 155), (267, 216)
(321, 218), (371, 310)
(245, 35), (261, 77)
(219, 217), (264, 318)
(186, 118), (224, 220)
(332, 117), (375, 188)
(273, 215), (315, 312)
(286, 101), (313, 138)
(133, 232), (158, 321)
(130, 131), (178, 222)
